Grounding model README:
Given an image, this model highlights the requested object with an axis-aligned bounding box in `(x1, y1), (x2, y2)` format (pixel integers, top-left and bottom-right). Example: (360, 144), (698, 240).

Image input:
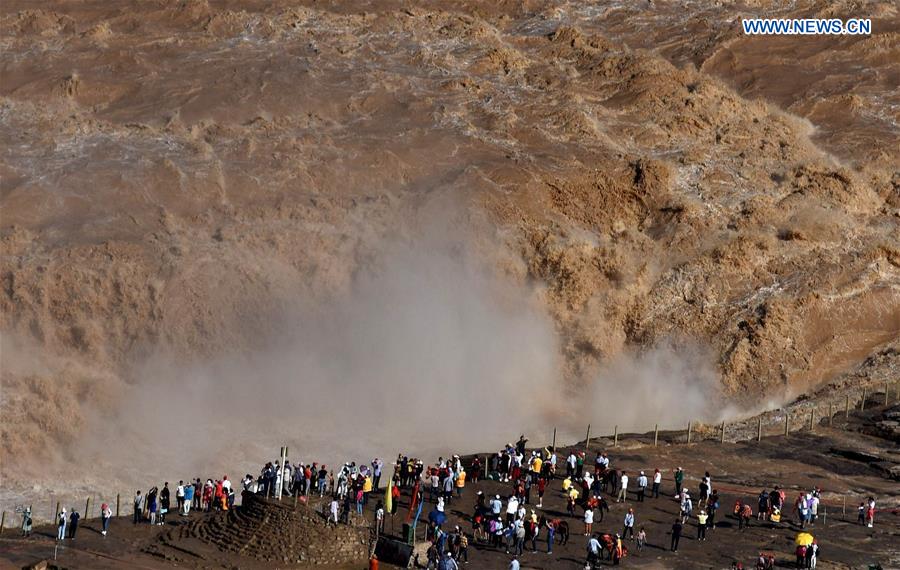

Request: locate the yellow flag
(385, 476), (393, 514)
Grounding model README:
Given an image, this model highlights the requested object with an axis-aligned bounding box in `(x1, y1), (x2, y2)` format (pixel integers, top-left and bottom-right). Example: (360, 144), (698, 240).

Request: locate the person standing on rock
(545, 519), (555, 554)
(458, 530), (469, 563)
(438, 551), (459, 570)
(696, 510), (708, 541)
(443, 471), (454, 504)
(21, 507), (32, 537)
(757, 490), (769, 521)
(374, 500), (385, 535)
(708, 490), (719, 529)
(372, 458), (383, 490)
(583, 504), (594, 536)
(148, 486), (159, 525)
(806, 539), (819, 569)
(329, 495), (339, 526)
(637, 471), (648, 502)
(586, 533), (601, 565)
(623, 508), (635, 541)
(57, 508), (67, 541)
(160, 482), (170, 525)
(183, 483), (194, 515)
(617, 471), (628, 503)
(505, 495), (519, 525)
(193, 479), (202, 510)
(670, 518), (683, 552)
(68, 509), (80, 539)
(176, 481), (185, 514)
(101, 502), (112, 535)
(456, 468), (466, 498)
(133, 490), (144, 524)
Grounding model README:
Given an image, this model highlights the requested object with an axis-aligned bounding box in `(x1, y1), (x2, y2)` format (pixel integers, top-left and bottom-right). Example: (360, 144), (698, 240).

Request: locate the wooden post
(552, 427), (557, 451)
(885, 383), (890, 406)
(784, 413), (789, 436)
(842, 496), (846, 520)
(116, 493), (120, 517)
(653, 424), (659, 447)
(860, 387), (866, 410)
(757, 417), (762, 442)
(822, 504), (827, 526)
(54, 501), (60, 524)
(585, 424), (591, 453)
(829, 402), (834, 427)
(720, 420), (726, 443)
(0, 511), (5, 537)
(809, 409), (815, 431)
(845, 395), (850, 419)
(613, 425), (619, 447)
(687, 421), (692, 444)
(85, 497), (91, 521)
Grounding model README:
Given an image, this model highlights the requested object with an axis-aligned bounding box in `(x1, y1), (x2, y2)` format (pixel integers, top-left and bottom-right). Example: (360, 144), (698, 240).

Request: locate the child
(857, 502), (866, 524)
(636, 527), (646, 551)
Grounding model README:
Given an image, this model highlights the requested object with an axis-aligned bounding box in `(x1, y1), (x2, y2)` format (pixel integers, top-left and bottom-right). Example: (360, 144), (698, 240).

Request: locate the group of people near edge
(19, 434), (880, 570)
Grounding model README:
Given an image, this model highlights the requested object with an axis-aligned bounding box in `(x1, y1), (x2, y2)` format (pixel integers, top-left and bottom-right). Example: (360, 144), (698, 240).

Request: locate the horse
(603, 469), (619, 494)
(551, 519), (570, 545)
(595, 533), (622, 560)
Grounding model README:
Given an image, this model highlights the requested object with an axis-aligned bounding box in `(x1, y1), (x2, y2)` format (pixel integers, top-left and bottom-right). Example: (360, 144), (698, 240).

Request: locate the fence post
(54, 501), (60, 524)
(687, 421), (692, 444)
(842, 496), (846, 521)
(809, 409), (815, 431)
(116, 493), (120, 517)
(653, 424), (659, 447)
(0, 511), (5, 537)
(613, 425), (619, 447)
(860, 387), (866, 411)
(784, 413), (789, 436)
(845, 395), (850, 419)
(885, 383), (890, 406)
(720, 421), (726, 443)
(757, 417), (762, 442)
(822, 504), (826, 526)
(85, 497), (91, 521)
(585, 424), (591, 453)
(829, 402), (834, 427)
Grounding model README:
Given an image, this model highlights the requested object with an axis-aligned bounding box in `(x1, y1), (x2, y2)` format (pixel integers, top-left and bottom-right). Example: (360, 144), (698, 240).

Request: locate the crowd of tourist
(25, 432), (883, 569)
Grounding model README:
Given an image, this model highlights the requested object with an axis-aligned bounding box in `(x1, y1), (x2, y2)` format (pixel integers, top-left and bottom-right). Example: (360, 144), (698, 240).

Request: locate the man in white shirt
(652, 469), (662, 498)
(506, 496), (519, 524)
(587, 534), (601, 563)
(618, 472), (629, 502)
(637, 471), (648, 502)
(490, 495), (503, 515)
(176, 481), (185, 513)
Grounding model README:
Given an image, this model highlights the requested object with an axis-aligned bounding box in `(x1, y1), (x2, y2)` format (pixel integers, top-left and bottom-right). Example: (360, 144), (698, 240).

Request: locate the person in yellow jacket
(532, 456), (543, 475)
(455, 469), (466, 497)
(363, 475), (373, 506)
(613, 534), (624, 563)
(562, 476), (572, 491)
(566, 486), (579, 516)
